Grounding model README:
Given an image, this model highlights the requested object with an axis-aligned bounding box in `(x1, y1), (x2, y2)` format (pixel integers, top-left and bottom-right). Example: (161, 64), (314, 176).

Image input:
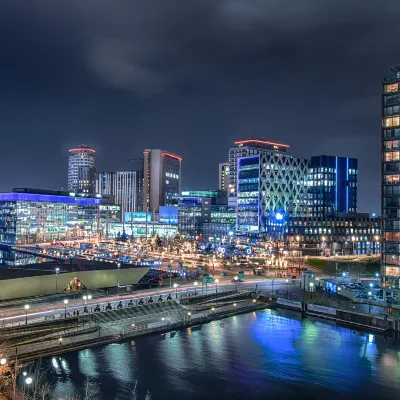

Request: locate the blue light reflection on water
(42, 309), (400, 400)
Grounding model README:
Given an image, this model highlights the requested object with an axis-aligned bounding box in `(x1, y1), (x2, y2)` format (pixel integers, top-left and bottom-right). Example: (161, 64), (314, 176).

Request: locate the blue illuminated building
(236, 152), (309, 236)
(0, 188), (119, 246)
(236, 156), (260, 233)
(308, 155), (357, 217)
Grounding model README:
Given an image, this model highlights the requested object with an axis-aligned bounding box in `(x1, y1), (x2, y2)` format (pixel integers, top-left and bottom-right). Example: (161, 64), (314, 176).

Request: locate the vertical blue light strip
(335, 157), (338, 211)
(346, 158), (349, 212)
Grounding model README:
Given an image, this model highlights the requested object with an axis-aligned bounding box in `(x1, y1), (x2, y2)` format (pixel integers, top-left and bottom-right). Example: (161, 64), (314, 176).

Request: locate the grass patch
(307, 258), (380, 276)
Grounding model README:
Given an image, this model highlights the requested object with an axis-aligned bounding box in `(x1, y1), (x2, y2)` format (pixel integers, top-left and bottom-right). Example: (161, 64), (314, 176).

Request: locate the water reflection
(40, 309), (400, 400)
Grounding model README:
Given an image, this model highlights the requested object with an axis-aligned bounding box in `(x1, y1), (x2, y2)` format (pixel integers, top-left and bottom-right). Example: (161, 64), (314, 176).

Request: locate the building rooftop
(69, 144), (95, 153)
(0, 190), (102, 205)
(234, 138), (290, 148)
(143, 149), (182, 161)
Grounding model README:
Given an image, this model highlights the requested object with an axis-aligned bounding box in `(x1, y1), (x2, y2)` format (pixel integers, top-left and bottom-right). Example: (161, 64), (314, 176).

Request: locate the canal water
(34, 309), (400, 399)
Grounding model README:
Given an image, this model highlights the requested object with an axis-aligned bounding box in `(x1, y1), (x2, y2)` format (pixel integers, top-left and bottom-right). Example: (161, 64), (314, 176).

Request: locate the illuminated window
(385, 83), (399, 93)
(385, 175), (400, 184)
(384, 117), (400, 127)
(384, 151), (400, 161)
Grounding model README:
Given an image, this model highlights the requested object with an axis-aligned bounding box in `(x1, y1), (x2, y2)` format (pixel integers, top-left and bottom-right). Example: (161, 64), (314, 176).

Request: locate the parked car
(231, 278), (244, 283)
(149, 278), (164, 285)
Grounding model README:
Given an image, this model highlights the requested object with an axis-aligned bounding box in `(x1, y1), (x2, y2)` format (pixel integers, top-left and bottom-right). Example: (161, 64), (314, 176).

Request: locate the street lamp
(25, 377), (33, 385)
(55, 267), (60, 294)
(63, 299), (68, 318)
(173, 283), (179, 299)
(309, 282), (314, 292)
(215, 279), (219, 294)
(368, 291), (372, 297)
(285, 278), (289, 294)
(24, 304), (30, 325)
(0, 358), (6, 365)
(117, 262), (121, 295)
(194, 281), (198, 296)
(351, 236), (356, 255)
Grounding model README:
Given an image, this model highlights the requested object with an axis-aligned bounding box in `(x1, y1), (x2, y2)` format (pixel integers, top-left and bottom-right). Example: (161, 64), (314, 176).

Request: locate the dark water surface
(36, 309), (400, 399)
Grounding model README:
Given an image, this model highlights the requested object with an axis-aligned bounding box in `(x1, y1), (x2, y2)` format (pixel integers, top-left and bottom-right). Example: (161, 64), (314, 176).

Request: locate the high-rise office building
(68, 145), (96, 193)
(236, 153), (309, 235)
(218, 163), (230, 192)
(382, 66), (400, 283)
(143, 149), (182, 212)
(178, 190), (229, 238)
(96, 170), (143, 215)
(228, 139), (290, 197)
(308, 155), (358, 217)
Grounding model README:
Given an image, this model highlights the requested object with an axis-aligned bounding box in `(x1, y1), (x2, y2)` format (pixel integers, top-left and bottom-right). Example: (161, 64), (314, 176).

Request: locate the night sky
(0, 1), (399, 213)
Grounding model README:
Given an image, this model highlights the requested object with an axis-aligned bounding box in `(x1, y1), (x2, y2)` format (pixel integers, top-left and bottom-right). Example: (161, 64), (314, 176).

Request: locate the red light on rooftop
(234, 139), (290, 148)
(162, 152), (182, 161)
(69, 147), (95, 153)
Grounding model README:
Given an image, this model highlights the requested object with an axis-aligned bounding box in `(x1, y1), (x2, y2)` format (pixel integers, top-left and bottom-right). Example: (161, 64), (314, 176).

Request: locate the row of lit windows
(384, 140), (400, 150)
(384, 151), (400, 162)
(384, 116), (400, 128)
(166, 172), (179, 179)
(385, 83), (399, 93)
(384, 175), (400, 184)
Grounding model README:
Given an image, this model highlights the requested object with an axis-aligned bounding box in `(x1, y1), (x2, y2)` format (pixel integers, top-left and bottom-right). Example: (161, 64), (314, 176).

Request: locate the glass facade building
(105, 222), (177, 238)
(382, 66), (400, 282)
(178, 192), (233, 239)
(228, 139), (290, 197)
(236, 156), (260, 232)
(236, 152), (309, 235)
(308, 155), (358, 217)
(286, 214), (380, 256)
(0, 190), (119, 245)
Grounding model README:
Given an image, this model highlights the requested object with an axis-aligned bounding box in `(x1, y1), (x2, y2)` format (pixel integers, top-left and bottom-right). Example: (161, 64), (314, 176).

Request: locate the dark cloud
(0, 0), (399, 212)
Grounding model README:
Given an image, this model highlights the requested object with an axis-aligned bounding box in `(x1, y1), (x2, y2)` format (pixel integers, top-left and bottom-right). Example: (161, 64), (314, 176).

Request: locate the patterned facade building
(236, 153), (310, 236)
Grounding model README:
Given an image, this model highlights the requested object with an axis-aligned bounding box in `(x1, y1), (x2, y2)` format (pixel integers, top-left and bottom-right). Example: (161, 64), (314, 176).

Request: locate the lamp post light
(194, 281), (198, 296)
(285, 278), (289, 295)
(0, 358), (6, 366)
(351, 236), (356, 255)
(24, 304), (30, 325)
(173, 283), (179, 299)
(63, 299), (68, 318)
(25, 377), (32, 385)
(117, 262), (121, 295)
(215, 279), (219, 294)
(55, 267), (60, 294)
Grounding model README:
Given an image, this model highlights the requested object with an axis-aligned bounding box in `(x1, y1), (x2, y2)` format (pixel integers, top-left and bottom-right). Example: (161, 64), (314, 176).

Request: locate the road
(0, 278), (288, 327)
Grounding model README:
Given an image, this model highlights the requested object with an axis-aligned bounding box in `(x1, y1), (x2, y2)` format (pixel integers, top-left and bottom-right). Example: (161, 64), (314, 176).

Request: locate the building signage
(307, 304), (337, 316)
(276, 298), (302, 309)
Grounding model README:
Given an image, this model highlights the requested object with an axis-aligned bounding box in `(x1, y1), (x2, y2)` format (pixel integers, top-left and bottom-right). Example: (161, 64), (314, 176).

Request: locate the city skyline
(1, 1), (399, 213)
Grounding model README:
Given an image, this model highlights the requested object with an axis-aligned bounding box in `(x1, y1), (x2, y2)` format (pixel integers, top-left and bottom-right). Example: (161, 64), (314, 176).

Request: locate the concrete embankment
(2, 291), (270, 363)
(273, 297), (395, 332)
